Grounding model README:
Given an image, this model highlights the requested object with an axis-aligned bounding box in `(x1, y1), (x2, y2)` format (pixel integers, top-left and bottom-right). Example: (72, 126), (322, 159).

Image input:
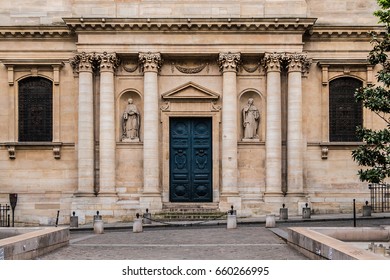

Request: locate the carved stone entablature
(162, 81), (220, 100)
(97, 52), (120, 72)
(63, 18), (316, 34)
(218, 52), (241, 73)
(309, 26), (386, 41)
(70, 52), (97, 73)
(139, 52), (162, 73)
(0, 26), (72, 38)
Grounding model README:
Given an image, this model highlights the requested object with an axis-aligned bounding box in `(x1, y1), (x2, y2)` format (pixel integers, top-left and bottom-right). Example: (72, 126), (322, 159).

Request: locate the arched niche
(239, 89), (264, 142)
(117, 90), (143, 142)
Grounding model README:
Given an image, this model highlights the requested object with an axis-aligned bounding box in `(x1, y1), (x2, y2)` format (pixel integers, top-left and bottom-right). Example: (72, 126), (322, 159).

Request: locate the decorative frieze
(241, 61), (262, 73)
(64, 18), (316, 34)
(122, 60), (140, 73)
(171, 61), (210, 74)
(218, 52), (241, 72)
(139, 52), (162, 73)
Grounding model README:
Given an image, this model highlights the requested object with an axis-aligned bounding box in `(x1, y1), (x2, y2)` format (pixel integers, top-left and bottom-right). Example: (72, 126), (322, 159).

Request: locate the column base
(73, 191), (96, 197)
(97, 191), (118, 197)
(140, 193), (162, 212)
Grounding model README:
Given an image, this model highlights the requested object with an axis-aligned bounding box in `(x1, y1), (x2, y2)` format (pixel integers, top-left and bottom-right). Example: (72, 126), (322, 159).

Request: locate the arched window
(18, 77), (53, 142)
(329, 77), (363, 142)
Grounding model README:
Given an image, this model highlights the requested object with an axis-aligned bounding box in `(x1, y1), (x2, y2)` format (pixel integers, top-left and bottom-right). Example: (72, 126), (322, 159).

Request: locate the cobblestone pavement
(37, 217), (390, 260)
(37, 225), (307, 260)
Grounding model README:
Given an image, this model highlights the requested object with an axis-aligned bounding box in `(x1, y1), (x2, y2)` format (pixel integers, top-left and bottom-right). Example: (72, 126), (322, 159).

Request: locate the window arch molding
(17, 76), (54, 142)
(328, 76), (363, 142)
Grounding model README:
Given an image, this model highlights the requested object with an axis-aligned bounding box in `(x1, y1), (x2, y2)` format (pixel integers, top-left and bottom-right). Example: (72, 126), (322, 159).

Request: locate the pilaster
(218, 52), (242, 210)
(263, 52), (283, 196)
(70, 52), (97, 196)
(97, 52), (120, 196)
(139, 52), (162, 211)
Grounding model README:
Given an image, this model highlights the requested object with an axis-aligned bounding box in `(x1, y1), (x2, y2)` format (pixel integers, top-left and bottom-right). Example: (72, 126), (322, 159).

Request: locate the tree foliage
(351, 0), (390, 183)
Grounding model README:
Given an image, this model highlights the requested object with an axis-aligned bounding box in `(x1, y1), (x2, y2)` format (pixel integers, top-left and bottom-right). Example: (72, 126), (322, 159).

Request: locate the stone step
(153, 210), (227, 221)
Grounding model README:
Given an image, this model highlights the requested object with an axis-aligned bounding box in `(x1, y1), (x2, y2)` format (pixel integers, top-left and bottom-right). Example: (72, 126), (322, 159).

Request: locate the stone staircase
(152, 203), (227, 221)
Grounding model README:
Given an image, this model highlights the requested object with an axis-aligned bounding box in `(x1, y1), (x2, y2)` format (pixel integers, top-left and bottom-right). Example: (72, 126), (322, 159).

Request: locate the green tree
(351, 0), (390, 183)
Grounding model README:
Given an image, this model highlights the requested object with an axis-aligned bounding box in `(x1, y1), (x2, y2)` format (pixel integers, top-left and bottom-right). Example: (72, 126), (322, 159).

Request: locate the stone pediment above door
(162, 82), (220, 100)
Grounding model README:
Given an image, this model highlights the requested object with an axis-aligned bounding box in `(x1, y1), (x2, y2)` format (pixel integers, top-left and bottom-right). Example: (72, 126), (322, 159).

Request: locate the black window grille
(329, 77), (363, 142)
(18, 77), (53, 142)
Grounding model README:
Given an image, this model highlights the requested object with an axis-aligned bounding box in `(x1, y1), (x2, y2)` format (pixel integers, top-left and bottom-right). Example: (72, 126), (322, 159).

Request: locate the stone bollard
(227, 206), (237, 229)
(362, 201), (372, 217)
(93, 211), (104, 234)
(133, 213), (143, 233)
(143, 208), (152, 225)
(70, 211), (79, 228)
(265, 214), (276, 228)
(302, 203), (311, 219)
(279, 204), (288, 220)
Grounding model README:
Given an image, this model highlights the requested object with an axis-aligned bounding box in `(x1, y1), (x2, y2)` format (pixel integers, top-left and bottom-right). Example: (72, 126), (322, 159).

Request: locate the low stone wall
(287, 227), (388, 260)
(0, 227), (69, 260)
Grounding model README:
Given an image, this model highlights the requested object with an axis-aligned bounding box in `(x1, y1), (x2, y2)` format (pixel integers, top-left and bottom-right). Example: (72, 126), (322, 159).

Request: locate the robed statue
(242, 98), (260, 140)
(122, 98), (140, 142)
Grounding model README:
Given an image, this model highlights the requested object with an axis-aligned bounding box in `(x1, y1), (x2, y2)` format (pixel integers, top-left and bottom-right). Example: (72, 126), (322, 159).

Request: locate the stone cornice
(308, 25), (386, 40)
(0, 26), (72, 39)
(63, 17), (316, 33)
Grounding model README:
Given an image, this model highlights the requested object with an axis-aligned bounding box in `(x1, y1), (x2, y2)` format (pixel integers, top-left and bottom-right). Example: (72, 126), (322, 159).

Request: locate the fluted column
(286, 53), (309, 195)
(139, 52), (162, 197)
(70, 52), (96, 196)
(97, 52), (119, 195)
(218, 52), (241, 198)
(264, 53), (283, 195)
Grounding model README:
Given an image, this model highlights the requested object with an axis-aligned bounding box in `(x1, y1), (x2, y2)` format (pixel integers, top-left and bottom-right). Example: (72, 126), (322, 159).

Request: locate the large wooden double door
(169, 117), (212, 202)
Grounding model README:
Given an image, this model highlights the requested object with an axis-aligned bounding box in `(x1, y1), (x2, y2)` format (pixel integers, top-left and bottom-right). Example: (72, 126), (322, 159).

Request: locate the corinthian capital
(218, 52), (241, 73)
(285, 53), (311, 73)
(69, 52), (97, 73)
(97, 52), (120, 72)
(262, 52), (283, 72)
(139, 52), (162, 73)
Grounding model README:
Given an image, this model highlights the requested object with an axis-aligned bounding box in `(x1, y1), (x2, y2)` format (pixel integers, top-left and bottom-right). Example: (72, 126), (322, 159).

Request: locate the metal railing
(0, 204), (10, 227)
(369, 183), (390, 213)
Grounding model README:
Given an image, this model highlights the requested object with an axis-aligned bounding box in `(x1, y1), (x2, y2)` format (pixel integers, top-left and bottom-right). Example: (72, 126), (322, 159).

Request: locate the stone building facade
(0, 0), (386, 225)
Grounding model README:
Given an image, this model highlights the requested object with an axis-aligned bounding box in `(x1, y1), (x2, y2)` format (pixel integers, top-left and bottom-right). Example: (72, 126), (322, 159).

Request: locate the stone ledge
(287, 227), (388, 260)
(0, 226), (69, 260)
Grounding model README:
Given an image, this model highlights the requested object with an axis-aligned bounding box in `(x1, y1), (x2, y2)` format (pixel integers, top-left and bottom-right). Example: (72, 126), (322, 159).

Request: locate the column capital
(139, 52), (162, 73)
(263, 52), (283, 73)
(285, 53), (312, 74)
(69, 52), (97, 73)
(97, 52), (120, 73)
(218, 52), (241, 73)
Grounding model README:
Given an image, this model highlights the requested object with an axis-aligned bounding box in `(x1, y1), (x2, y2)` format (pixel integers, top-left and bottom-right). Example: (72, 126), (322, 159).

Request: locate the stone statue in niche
(242, 98), (260, 141)
(121, 98), (140, 142)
